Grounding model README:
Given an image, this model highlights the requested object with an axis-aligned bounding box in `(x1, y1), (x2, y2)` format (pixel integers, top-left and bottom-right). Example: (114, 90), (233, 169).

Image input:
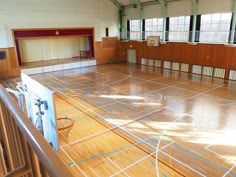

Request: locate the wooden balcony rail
(0, 84), (74, 177)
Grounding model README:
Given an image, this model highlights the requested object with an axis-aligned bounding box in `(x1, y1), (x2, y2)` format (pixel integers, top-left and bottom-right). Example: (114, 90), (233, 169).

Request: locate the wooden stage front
(2, 63), (236, 177)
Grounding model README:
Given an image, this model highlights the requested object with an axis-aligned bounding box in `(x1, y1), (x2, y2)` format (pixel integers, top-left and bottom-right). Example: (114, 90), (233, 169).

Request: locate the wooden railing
(0, 84), (74, 177)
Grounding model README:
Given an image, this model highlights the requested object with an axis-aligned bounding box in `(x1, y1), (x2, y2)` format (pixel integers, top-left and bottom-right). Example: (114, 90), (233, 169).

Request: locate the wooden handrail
(0, 84), (74, 177)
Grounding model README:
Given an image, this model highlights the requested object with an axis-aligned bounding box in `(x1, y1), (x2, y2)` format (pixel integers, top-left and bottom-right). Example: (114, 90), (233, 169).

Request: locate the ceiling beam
(159, 0), (167, 7)
(129, 0), (142, 8)
(110, 0), (122, 9)
(123, 0), (177, 9)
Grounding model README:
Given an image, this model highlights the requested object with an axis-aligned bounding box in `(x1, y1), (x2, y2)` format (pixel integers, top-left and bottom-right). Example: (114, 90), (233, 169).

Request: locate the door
(127, 49), (136, 63)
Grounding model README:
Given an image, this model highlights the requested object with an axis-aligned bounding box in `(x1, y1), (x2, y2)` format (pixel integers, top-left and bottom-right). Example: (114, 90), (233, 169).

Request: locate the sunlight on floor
(132, 102), (162, 106)
(188, 130), (236, 146)
(100, 95), (144, 100)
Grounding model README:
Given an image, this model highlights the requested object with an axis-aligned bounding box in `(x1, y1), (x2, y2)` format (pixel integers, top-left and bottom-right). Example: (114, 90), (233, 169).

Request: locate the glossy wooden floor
(2, 63), (236, 177)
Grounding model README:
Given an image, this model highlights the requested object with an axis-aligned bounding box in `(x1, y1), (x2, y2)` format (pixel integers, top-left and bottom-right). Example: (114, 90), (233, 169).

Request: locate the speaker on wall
(105, 27), (109, 37)
(0, 51), (6, 60)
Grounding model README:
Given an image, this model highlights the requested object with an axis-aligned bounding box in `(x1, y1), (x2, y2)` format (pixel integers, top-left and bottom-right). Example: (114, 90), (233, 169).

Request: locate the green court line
(67, 136), (236, 176)
(67, 137), (157, 167)
(162, 172), (168, 177)
(170, 142), (236, 176)
(158, 139), (236, 176)
(150, 160), (155, 167)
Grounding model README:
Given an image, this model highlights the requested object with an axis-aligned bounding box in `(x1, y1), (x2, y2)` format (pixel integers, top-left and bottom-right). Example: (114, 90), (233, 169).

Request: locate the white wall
(167, 0), (192, 17)
(198, 0), (233, 14)
(124, 0), (234, 19)
(0, 0), (119, 48)
(143, 4), (162, 19)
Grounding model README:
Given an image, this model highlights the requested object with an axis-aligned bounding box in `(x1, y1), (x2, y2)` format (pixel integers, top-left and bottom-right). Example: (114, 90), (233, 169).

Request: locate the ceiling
(111, 0), (179, 9)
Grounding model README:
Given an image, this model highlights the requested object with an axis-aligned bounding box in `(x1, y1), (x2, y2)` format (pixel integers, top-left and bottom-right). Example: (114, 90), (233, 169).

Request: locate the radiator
(163, 61), (171, 69)
(192, 65), (202, 74)
(148, 59), (154, 66)
(155, 60), (161, 68)
(202, 66), (213, 76)
(141, 58), (147, 65)
(172, 62), (180, 71)
(229, 70), (236, 80)
(213, 68), (225, 78)
(181, 63), (189, 72)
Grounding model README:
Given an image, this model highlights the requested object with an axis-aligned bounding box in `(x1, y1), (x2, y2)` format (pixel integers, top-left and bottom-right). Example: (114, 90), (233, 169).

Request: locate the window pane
(200, 12), (232, 43)
(144, 18), (163, 40)
(212, 13), (221, 23)
(169, 16), (190, 41)
(178, 16), (185, 25)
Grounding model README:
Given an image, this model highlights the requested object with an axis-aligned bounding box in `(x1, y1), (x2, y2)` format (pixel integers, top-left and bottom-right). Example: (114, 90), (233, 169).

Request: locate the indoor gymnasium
(0, 0), (236, 177)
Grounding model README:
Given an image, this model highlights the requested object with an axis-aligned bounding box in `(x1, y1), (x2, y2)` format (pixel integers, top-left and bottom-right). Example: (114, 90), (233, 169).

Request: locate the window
(145, 18), (163, 40)
(200, 13), (232, 43)
(169, 16), (190, 41)
(130, 20), (141, 40)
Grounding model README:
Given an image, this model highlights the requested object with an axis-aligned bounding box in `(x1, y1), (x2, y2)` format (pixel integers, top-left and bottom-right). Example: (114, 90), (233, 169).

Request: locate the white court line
(155, 84), (224, 177)
(51, 77), (224, 176)
(109, 141), (175, 177)
(88, 137), (159, 168)
(89, 167), (100, 177)
(109, 151), (155, 177)
(49, 82), (169, 148)
(48, 67), (223, 176)
(222, 164), (236, 177)
(106, 157), (131, 177)
(205, 147), (236, 165)
(60, 146), (88, 177)
(159, 150), (206, 177)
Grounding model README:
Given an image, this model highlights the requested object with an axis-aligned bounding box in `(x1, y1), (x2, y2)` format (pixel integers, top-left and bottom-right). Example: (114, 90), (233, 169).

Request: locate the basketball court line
(159, 140), (236, 176)
(223, 164), (236, 177)
(3, 65), (235, 176)
(28, 65), (233, 177)
(205, 146), (236, 166)
(89, 167), (100, 177)
(60, 146), (88, 177)
(61, 105), (230, 177)
(106, 157), (131, 177)
(49, 74), (225, 176)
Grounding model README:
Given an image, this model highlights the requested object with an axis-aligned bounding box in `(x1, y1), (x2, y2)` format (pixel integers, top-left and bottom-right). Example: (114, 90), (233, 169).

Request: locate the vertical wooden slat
(0, 103), (14, 171)
(0, 144), (7, 174)
(28, 147), (41, 177)
(0, 85), (74, 177)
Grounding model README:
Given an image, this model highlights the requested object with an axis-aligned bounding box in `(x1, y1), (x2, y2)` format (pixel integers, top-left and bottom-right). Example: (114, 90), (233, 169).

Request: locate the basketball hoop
(57, 117), (74, 143)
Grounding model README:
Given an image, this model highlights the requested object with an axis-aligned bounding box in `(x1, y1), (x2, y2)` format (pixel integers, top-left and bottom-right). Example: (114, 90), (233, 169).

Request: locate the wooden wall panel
(113, 40), (236, 80)
(194, 44), (207, 65)
(229, 46), (236, 69)
(183, 43), (195, 64)
(94, 41), (117, 65)
(170, 43), (185, 62)
(213, 44), (225, 68)
(116, 42), (126, 62)
(7, 48), (19, 68)
(0, 48), (20, 79)
(94, 42), (102, 64)
(158, 44), (166, 60)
